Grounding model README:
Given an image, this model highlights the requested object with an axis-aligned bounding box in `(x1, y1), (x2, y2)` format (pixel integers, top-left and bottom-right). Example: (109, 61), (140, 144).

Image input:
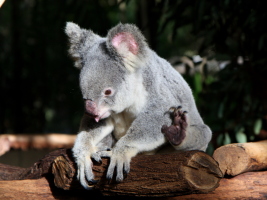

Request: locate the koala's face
(65, 22), (148, 122)
(79, 42), (129, 121)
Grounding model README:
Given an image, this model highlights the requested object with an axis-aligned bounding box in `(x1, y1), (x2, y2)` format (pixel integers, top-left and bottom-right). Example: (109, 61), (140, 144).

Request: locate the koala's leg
(97, 110), (168, 182)
(72, 114), (114, 189)
(183, 123), (212, 151)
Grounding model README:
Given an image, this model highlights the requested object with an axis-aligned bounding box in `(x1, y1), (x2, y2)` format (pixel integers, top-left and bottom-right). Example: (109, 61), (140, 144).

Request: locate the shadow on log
(0, 149), (222, 198)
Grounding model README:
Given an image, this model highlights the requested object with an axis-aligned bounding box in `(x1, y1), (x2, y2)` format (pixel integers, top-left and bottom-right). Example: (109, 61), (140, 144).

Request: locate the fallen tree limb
(0, 134), (76, 156)
(52, 150), (222, 196)
(0, 149), (72, 180)
(213, 140), (267, 176)
(0, 149), (222, 197)
(1, 171), (267, 199)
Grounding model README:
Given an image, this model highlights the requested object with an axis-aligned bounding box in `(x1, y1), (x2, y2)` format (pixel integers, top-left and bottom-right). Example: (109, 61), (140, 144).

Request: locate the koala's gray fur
(65, 22), (212, 189)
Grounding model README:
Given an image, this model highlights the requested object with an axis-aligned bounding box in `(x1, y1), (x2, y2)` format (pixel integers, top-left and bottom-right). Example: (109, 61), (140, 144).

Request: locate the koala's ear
(65, 22), (100, 69)
(106, 23), (148, 72)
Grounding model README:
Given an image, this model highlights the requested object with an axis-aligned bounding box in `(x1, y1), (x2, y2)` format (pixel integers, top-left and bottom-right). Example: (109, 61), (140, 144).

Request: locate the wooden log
(0, 134), (76, 156)
(0, 149), (72, 180)
(0, 149), (222, 197)
(0, 0), (5, 8)
(213, 140), (267, 176)
(171, 171), (267, 200)
(1, 171), (267, 199)
(0, 178), (55, 200)
(52, 150), (223, 197)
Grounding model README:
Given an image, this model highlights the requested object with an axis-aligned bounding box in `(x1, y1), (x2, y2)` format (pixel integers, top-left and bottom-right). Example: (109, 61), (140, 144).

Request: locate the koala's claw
(91, 153), (102, 163)
(76, 159), (95, 190)
(89, 179), (98, 184)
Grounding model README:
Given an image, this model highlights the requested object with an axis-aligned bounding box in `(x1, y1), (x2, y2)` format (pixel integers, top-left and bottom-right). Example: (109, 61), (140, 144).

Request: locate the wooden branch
(0, 149), (222, 197)
(52, 150), (222, 197)
(0, 134), (76, 155)
(213, 140), (267, 176)
(1, 148), (267, 199)
(174, 171), (267, 199)
(1, 171), (267, 199)
(0, 149), (72, 180)
(0, 0), (5, 8)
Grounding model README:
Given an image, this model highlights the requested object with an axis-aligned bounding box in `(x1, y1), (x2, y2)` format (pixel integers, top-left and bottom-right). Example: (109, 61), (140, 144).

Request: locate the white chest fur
(110, 72), (148, 141)
(111, 112), (135, 141)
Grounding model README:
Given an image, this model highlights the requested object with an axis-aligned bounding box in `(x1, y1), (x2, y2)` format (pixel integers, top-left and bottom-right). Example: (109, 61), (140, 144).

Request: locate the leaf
(223, 132), (231, 145)
(254, 119), (262, 135)
(216, 133), (222, 146)
(235, 132), (247, 143)
(206, 143), (214, 156)
(45, 108), (55, 122)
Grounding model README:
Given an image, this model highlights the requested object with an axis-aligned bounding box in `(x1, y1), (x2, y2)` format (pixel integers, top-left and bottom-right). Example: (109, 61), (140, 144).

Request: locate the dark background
(1, 0), (267, 151)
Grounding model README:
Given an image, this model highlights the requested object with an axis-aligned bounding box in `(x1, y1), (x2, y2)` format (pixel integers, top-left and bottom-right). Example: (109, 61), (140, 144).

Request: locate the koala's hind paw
(161, 106), (188, 146)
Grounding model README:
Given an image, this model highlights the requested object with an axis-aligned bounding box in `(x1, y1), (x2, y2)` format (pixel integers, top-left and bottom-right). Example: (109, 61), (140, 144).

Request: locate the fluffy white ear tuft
(65, 22), (82, 44)
(65, 22), (101, 69)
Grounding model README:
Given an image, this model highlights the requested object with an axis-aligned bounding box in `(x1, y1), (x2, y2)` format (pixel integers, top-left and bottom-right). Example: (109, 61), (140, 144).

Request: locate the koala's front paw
(99, 146), (136, 182)
(73, 148), (102, 190)
(161, 106), (188, 146)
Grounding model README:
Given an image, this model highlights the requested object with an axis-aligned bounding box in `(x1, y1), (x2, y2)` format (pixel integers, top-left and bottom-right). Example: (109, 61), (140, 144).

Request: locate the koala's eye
(104, 89), (112, 96)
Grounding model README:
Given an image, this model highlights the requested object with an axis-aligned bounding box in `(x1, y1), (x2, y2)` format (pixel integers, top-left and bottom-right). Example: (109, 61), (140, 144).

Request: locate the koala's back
(142, 50), (203, 124)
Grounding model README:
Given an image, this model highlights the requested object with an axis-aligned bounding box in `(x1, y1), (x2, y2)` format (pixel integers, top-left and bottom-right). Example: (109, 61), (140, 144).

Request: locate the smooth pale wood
(1, 171), (267, 200)
(167, 171), (267, 200)
(0, 0), (5, 7)
(213, 140), (267, 176)
(0, 134), (76, 155)
(52, 150), (223, 197)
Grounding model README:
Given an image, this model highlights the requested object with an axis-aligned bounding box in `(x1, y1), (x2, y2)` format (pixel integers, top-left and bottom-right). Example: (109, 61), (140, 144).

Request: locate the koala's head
(65, 22), (148, 122)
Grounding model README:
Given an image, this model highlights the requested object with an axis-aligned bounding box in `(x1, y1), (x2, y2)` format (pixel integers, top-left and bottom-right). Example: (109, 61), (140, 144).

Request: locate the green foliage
(158, 0), (267, 145)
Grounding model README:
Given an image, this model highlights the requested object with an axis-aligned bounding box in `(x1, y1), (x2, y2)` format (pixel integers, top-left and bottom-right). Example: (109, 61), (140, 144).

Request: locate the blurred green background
(1, 0), (267, 152)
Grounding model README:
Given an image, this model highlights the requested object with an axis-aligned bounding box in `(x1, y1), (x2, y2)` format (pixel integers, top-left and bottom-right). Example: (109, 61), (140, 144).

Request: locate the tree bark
(0, 149), (222, 197)
(0, 149), (72, 180)
(52, 150), (222, 197)
(213, 140), (267, 176)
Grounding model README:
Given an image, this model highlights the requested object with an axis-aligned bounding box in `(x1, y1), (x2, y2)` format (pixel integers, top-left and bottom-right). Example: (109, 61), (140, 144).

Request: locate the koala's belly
(111, 112), (135, 141)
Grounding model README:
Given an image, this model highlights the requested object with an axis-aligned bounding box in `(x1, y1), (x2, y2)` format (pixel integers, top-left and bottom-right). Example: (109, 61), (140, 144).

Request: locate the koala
(65, 22), (212, 189)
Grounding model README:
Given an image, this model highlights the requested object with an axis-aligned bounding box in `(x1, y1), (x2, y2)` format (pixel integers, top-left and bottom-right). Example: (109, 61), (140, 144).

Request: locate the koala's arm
(99, 107), (167, 182)
(72, 114), (114, 189)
